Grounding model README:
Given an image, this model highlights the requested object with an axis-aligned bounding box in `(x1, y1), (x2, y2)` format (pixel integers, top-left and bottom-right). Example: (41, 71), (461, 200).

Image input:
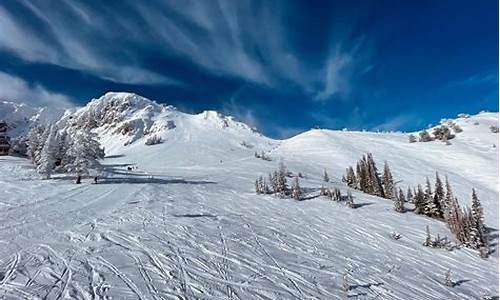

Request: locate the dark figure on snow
(94, 176), (98, 184)
(76, 175), (81, 184)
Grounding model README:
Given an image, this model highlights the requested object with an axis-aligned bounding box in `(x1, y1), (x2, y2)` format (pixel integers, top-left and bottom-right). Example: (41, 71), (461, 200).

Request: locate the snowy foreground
(0, 94), (498, 299)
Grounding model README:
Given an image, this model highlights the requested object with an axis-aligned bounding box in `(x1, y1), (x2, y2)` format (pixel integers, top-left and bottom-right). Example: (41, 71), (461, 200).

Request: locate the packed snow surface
(0, 93), (498, 299)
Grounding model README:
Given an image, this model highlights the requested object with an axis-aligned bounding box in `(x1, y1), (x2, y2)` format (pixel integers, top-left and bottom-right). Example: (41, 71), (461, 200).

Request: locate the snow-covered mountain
(0, 92), (498, 299)
(0, 101), (65, 137)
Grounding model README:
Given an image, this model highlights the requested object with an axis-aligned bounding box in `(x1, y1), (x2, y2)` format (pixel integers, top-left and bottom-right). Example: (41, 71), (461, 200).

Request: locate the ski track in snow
(0, 111), (498, 299)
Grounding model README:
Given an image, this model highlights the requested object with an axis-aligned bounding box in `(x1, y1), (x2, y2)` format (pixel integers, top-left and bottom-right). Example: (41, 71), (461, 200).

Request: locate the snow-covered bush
(145, 135), (162, 145)
(432, 125), (454, 141)
(408, 134), (417, 143)
(418, 129), (433, 142)
(489, 125), (498, 133)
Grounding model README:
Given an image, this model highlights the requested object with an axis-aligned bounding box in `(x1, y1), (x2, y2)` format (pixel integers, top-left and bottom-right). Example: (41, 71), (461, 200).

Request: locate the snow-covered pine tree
(471, 188), (484, 229)
(26, 125), (45, 165)
(335, 188), (342, 202)
(346, 190), (354, 208)
(345, 166), (356, 188)
(432, 172), (444, 218)
(320, 185), (327, 196)
(255, 178), (260, 194)
(443, 176), (454, 222)
(423, 225), (432, 247)
(414, 184), (426, 214)
(444, 269), (453, 287)
(37, 125), (58, 179)
(292, 176), (302, 200)
(323, 170), (329, 182)
(366, 153), (384, 197)
(408, 134), (417, 143)
(355, 161), (366, 191)
(469, 189), (486, 249)
(406, 187), (414, 203)
(394, 188), (405, 213)
(383, 161), (395, 200)
(424, 177), (438, 217)
(65, 128), (104, 178)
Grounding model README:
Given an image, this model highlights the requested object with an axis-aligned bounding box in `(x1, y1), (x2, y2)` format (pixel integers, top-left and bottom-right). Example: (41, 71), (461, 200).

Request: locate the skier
(94, 176), (98, 184)
(75, 175), (81, 184)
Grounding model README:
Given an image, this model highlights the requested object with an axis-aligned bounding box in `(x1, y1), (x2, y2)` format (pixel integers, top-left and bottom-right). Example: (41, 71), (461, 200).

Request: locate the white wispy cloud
(0, 0), (369, 96)
(0, 71), (74, 108)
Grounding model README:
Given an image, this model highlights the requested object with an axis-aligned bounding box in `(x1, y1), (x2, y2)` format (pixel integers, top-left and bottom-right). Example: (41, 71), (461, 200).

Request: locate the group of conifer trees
(320, 186), (354, 208)
(341, 153), (489, 255)
(26, 124), (104, 179)
(413, 174), (488, 254)
(255, 161), (303, 200)
(342, 153), (393, 200)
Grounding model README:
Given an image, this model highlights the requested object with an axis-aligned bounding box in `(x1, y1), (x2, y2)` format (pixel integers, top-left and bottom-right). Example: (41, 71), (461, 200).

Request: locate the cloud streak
(0, 71), (74, 108)
(0, 0), (369, 98)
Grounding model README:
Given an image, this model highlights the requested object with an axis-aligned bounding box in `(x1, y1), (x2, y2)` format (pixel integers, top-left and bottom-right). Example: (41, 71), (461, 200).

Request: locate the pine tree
(414, 184), (426, 214)
(443, 176), (454, 221)
(383, 161), (395, 200)
(469, 189), (486, 249)
(408, 134), (417, 143)
(366, 153), (384, 197)
(424, 177), (438, 217)
(255, 178), (260, 194)
(406, 187), (414, 203)
(66, 128), (104, 178)
(394, 188), (405, 213)
(345, 166), (356, 188)
(320, 185), (327, 196)
(444, 269), (453, 287)
(433, 172), (445, 218)
(346, 190), (354, 208)
(323, 170), (329, 183)
(423, 225), (432, 247)
(292, 176), (302, 200)
(37, 125), (58, 179)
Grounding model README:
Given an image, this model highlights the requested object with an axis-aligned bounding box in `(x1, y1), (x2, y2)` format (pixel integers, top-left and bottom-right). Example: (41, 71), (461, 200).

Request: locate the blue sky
(0, 0), (497, 137)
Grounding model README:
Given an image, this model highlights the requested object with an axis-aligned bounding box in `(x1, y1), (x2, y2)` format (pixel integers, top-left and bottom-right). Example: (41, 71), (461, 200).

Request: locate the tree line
(342, 153), (489, 256)
(24, 124), (104, 181)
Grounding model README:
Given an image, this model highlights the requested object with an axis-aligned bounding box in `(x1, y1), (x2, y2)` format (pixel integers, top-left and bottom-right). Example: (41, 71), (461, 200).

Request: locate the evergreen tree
(383, 161), (395, 200)
(424, 177), (439, 217)
(414, 184), (426, 214)
(66, 128), (104, 178)
(433, 172), (445, 218)
(323, 170), (329, 183)
(408, 134), (417, 143)
(292, 176), (302, 200)
(444, 269), (453, 287)
(344, 166), (356, 188)
(320, 185), (327, 196)
(346, 190), (354, 208)
(423, 225), (432, 247)
(443, 176), (454, 221)
(406, 187), (414, 203)
(37, 125), (58, 179)
(394, 188), (405, 213)
(366, 153), (384, 197)
(469, 189), (486, 249)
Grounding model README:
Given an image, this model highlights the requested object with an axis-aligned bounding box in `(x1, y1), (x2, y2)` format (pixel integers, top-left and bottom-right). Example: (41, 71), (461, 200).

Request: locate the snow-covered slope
(0, 93), (498, 299)
(0, 101), (65, 137)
